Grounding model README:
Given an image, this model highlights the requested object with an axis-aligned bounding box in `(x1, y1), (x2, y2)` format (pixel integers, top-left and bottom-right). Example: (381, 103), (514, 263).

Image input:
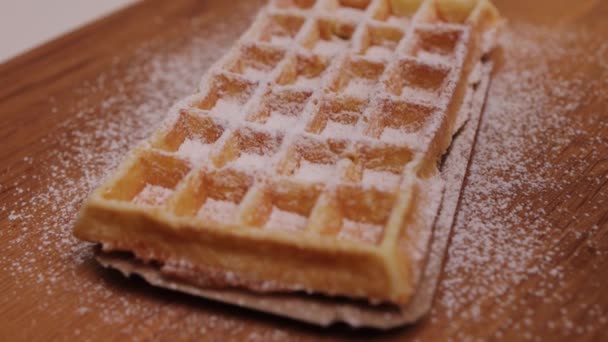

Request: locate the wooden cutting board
(0, 0), (606, 340)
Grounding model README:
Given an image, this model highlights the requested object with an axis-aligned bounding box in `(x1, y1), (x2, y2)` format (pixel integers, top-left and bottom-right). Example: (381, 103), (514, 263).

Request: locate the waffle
(75, 0), (500, 311)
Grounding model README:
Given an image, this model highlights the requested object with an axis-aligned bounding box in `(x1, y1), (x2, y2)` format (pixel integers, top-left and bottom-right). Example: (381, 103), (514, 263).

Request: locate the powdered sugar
(176, 139), (212, 165)
(335, 7), (366, 21)
(338, 219), (383, 245)
(198, 198), (238, 223)
(229, 153), (269, 170)
(210, 99), (245, 118)
(361, 169), (401, 190)
(416, 50), (450, 65)
(265, 208), (308, 231)
(269, 35), (292, 46)
(133, 185), (173, 206)
(313, 39), (349, 57)
(365, 45), (394, 60)
(263, 111), (299, 130)
(401, 86), (437, 104)
(320, 120), (356, 138)
(242, 66), (269, 79)
(293, 160), (334, 183)
(428, 22), (608, 339)
(343, 77), (377, 97)
(293, 75), (321, 88)
(380, 127), (424, 149)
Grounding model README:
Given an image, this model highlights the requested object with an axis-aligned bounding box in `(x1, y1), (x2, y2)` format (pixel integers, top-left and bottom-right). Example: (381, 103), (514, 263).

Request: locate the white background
(0, 0), (135, 63)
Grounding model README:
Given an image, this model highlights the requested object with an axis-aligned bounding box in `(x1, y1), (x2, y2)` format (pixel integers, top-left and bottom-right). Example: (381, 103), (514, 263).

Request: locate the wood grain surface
(0, 0), (607, 340)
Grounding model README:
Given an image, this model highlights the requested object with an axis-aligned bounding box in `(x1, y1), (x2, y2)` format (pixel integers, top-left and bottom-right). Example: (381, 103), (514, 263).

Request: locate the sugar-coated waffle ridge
(75, 0), (500, 306)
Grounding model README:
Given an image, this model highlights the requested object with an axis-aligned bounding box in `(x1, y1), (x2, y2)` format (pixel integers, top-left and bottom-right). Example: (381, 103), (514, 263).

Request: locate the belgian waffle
(75, 0), (501, 324)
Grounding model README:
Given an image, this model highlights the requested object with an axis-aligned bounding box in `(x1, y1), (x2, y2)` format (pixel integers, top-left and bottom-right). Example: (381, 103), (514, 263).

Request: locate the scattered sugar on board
(427, 23), (608, 340)
(0, 11), (606, 341)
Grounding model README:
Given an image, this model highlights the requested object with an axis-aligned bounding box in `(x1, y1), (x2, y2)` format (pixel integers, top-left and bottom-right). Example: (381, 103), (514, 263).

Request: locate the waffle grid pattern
(105, 0), (474, 246)
(78, 0), (500, 304)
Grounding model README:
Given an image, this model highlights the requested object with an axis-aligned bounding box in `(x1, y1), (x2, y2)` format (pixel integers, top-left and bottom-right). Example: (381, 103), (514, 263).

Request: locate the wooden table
(1, 0), (606, 340)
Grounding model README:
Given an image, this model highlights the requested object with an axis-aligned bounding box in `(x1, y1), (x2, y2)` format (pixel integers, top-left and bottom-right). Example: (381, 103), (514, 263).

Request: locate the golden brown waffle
(75, 0), (500, 307)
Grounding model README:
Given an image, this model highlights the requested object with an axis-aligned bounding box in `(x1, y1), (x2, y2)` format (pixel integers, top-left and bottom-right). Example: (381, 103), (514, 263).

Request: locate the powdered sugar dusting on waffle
(293, 160), (334, 183)
(210, 99), (244, 118)
(343, 78), (377, 97)
(229, 153), (269, 170)
(177, 139), (213, 165)
(293, 75), (321, 88)
(338, 219), (383, 245)
(361, 169), (401, 190)
(264, 111), (300, 130)
(320, 120), (354, 139)
(266, 208), (308, 231)
(314, 39), (349, 56)
(198, 199), (239, 223)
(111, 0), (477, 244)
(133, 185), (173, 206)
(365, 45), (394, 60)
